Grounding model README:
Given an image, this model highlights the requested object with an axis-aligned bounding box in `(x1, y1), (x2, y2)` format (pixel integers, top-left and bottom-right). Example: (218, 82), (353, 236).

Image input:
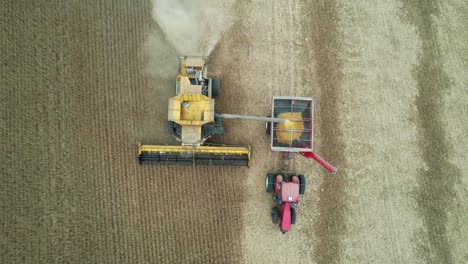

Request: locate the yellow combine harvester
(138, 57), (253, 166)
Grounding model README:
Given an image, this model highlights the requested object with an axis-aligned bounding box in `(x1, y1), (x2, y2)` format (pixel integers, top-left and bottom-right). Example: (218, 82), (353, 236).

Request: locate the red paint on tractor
(281, 202), (292, 232)
(275, 175), (282, 194)
(281, 182), (299, 203)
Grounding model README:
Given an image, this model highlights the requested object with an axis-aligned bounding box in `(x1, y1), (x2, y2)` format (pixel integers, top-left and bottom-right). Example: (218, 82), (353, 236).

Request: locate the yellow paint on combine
(168, 94), (214, 125)
(138, 144), (251, 155)
(177, 94), (211, 102)
(181, 101), (206, 121)
(176, 76), (202, 95)
(276, 112), (304, 145)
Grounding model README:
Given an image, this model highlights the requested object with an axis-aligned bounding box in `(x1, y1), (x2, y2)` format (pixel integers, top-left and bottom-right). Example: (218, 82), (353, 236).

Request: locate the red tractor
(265, 97), (336, 233)
(266, 173), (305, 233)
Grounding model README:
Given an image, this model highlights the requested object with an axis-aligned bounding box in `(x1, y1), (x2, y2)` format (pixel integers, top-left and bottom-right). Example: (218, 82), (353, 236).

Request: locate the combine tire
(266, 174), (275, 193)
(167, 121), (175, 135)
(299, 175), (306, 195)
(272, 207), (280, 224)
(211, 79), (220, 97)
(291, 207), (296, 224)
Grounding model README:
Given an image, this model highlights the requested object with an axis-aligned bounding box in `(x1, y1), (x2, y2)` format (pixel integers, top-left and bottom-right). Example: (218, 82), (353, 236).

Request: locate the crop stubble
(2, 0), (468, 264)
(2, 1), (244, 263)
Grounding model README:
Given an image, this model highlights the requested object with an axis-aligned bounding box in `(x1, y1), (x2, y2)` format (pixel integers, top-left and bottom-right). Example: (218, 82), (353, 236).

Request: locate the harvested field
(1, 0), (467, 264)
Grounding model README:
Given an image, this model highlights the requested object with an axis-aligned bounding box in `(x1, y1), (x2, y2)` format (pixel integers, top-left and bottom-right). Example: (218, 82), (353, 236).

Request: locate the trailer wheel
(265, 116), (271, 135)
(211, 79), (220, 97)
(299, 175), (306, 195)
(272, 207), (280, 224)
(266, 174), (275, 193)
(291, 207), (296, 224)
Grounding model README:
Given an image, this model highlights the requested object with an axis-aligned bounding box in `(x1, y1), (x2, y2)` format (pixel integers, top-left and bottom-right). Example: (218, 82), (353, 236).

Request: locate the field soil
(1, 0), (467, 263)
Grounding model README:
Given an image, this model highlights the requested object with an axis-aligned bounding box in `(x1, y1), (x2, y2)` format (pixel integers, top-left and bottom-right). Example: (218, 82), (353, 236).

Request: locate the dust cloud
(143, 0), (235, 80)
(151, 0), (235, 56)
(144, 31), (179, 80)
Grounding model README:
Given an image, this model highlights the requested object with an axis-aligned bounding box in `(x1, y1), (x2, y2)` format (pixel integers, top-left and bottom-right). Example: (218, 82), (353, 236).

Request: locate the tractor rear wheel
(272, 207), (280, 224)
(291, 207), (296, 224)
(266, 174), (275, 193)
(211, 79), (220, 97)
(299, 175), (306, 195)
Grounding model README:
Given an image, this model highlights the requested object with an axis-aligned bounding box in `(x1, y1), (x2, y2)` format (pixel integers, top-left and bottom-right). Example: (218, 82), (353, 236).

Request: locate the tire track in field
(400, 1), (461, 263)
(301, 1), (348, 263)
(1, 2), (97, 263)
